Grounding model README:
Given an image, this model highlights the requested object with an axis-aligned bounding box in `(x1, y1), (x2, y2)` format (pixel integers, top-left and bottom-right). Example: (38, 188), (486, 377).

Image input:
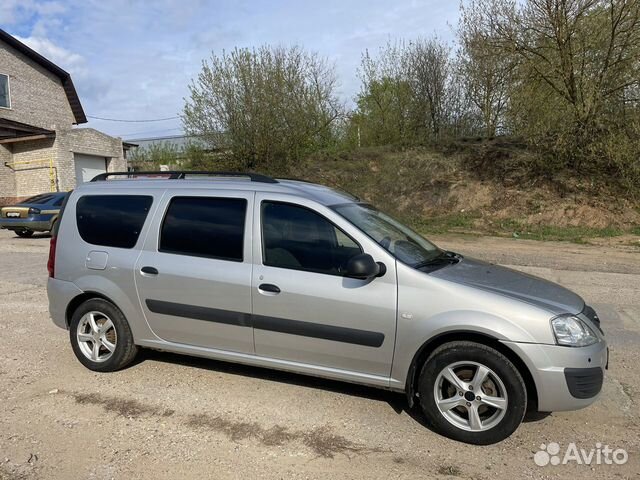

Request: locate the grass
(411, 212), (632, 243)
(493, 220), (625, 243)
(412, 212), (481, 235)
(436, 464), (462, 476)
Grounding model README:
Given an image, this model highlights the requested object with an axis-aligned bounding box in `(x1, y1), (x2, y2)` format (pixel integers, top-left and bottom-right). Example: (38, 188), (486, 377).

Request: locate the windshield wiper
(412, 250), (460, 270)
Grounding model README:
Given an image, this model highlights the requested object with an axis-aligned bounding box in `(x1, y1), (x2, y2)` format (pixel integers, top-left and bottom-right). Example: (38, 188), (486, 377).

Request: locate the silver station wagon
(46, 171), (608, 444)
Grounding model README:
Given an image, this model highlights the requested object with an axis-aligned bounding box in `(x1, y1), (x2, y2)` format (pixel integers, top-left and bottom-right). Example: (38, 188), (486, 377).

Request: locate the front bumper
(503, 339), (607, 412)
(0, 215), (54, 231)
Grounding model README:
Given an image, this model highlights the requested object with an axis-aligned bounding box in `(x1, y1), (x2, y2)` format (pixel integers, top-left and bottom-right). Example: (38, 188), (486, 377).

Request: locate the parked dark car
(0, 192), (68, 237)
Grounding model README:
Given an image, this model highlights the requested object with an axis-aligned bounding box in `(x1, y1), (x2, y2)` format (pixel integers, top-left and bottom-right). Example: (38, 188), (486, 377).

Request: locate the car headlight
(28, 207), (41, 215)
(551, 315), (599, 347)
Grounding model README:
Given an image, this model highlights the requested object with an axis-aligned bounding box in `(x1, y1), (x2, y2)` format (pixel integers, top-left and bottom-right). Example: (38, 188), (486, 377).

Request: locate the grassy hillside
(297, 143), (640, 244)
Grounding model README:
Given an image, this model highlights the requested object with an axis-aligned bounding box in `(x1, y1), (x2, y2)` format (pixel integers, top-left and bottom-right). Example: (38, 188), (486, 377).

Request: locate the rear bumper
(503, 339), (607, 412)
(47, 277), (83, 330)
(0, 215), (54, 231)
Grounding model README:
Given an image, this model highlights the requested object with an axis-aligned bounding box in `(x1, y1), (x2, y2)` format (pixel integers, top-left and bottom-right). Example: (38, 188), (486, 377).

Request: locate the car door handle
(258, 283), (280, 294)
(141, 266), (159, 275)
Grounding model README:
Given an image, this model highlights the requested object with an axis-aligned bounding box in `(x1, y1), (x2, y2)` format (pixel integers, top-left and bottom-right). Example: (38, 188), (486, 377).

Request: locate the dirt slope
(302, 146), (640, 232)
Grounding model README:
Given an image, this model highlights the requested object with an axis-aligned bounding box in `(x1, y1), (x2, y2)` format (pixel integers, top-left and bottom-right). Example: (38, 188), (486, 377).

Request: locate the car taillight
(47, 235), (57, 278)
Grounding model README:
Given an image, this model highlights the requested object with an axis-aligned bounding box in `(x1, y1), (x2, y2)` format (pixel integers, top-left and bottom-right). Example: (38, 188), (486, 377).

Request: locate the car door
(251, 193), (397, 380)
(135, 189), (255, 353)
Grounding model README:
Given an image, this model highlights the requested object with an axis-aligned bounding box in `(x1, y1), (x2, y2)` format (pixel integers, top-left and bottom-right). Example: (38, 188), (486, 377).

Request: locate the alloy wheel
(76, 311), (117, 363)
(433, 360), (508, 432)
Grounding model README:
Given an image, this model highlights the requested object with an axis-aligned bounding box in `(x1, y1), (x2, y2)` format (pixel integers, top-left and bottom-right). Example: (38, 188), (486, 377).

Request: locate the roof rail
(90, 171), (279, 184)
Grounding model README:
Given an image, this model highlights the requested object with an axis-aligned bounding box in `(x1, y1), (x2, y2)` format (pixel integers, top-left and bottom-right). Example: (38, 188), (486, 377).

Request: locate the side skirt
(136, 338), (401, 391)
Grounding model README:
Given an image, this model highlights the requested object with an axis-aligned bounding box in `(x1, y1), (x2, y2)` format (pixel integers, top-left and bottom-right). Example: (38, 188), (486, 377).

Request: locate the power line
(87, 115), (180, 123)
(118, 127), (183, 138)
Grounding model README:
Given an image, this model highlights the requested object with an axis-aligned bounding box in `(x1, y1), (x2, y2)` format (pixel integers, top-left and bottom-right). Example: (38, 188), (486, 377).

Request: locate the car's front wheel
(69, 298), (138, 372)
(418, 341), (527, 445)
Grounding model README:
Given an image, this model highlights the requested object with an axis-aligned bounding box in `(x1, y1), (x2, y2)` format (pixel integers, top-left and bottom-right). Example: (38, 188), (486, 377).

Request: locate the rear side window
(76, 195), (153, 248)
(160, 197), (247, 261)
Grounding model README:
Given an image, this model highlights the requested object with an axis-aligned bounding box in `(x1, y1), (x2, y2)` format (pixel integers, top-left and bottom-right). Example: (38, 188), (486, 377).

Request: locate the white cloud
(14, 35), (87, 77)
(1, 0), (461, 138)
(0, 0), (65, 25)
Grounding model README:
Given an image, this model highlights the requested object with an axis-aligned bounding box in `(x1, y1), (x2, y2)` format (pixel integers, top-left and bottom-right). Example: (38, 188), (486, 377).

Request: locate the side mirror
(346, 253), (385, 280)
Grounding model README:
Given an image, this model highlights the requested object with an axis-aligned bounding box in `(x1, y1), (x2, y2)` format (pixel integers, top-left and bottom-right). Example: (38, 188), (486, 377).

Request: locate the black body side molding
(145, 299), (384, 348)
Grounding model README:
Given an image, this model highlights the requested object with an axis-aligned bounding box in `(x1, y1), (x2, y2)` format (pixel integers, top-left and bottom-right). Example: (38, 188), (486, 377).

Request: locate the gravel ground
(0, 230), (638, 479)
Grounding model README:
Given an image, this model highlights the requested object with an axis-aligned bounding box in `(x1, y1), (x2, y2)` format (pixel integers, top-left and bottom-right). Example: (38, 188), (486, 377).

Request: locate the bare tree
(458, 0), (516, 137)
(473, 0), (640, 130)
(408, 38), (451, 139)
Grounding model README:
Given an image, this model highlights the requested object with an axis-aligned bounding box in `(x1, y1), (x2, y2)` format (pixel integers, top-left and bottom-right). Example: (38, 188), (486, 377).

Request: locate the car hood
(430, 257), (584, 315)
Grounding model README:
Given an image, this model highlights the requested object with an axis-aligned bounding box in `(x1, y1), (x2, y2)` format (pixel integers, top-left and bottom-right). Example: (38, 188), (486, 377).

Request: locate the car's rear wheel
(69, 298), (138, 372)
(418, 341), (527, 445)
(15, 229), (34, 238)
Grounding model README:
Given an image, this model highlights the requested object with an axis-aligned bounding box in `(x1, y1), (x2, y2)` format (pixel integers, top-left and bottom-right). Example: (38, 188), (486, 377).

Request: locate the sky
(0, 0), (460, 140)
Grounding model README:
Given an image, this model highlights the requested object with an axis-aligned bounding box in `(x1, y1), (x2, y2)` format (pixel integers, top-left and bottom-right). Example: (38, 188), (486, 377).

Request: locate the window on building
(76, 195), (153, 249)
(0, 74), (10, 109)
(261, 201), (362, 276)
(160, 197), (247, 261)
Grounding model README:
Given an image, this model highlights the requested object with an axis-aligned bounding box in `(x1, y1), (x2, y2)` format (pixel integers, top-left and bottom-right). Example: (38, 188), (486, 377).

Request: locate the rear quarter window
(76, 195), (153, 248)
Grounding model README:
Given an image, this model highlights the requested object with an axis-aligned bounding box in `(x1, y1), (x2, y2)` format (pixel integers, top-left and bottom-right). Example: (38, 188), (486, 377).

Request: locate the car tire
(418, 341), (527, 445)
(69, 298), (138, 372)
(15, 229), (34, 238)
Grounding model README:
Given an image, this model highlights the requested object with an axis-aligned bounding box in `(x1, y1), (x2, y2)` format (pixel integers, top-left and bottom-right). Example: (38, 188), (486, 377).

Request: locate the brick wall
(58, 128), (125, 190)
(0, 144), (17, 205)
(12, 137), (57, 196)
(1, 129), (125, 197)
(0, 41), (75, 130)
(0, 38), (125, 198)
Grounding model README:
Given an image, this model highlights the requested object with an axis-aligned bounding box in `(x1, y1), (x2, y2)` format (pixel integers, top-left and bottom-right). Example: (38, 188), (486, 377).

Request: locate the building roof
(0, 29), (87, 125)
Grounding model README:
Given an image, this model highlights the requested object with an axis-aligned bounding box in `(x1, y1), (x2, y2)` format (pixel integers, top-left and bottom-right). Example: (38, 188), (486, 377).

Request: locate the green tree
(183, 45), (344, 172)
(354, 38), (461, 146)
(128, 142), (181, 166)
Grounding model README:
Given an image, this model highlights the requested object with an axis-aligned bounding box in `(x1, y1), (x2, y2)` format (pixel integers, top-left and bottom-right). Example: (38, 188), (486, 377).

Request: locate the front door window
(261, 201), (361, 276)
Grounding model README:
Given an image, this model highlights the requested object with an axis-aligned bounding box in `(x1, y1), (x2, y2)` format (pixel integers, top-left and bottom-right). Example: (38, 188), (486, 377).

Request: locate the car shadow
(137, 348), (434, 430)
(135, 349), (550, 431)
(10, 232), (51, 239)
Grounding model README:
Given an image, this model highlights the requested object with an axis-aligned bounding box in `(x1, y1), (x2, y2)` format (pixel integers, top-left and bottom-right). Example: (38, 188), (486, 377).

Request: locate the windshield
(332, 203), (441, 267)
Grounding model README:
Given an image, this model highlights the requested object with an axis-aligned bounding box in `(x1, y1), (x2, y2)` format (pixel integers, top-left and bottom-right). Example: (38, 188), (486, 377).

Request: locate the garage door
(74, 154), (107, 184)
